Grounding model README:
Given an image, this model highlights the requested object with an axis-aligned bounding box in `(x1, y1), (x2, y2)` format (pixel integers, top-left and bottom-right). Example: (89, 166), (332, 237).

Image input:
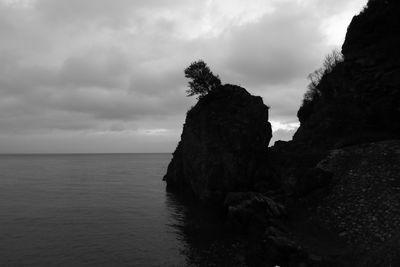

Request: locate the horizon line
(0, 152), (173, 155)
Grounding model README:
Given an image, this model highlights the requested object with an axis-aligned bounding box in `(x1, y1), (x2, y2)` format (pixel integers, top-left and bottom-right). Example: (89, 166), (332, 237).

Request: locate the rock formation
(268, 1), (400, 265)
(164, 0), (400, 265)
(294, 0), (400, 148)
(274, 0), (400, 195)
(164, 84), (274, 202)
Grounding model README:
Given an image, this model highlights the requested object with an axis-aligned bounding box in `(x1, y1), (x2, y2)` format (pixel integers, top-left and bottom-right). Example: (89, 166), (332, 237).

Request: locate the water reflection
(165, 192), (247, 267)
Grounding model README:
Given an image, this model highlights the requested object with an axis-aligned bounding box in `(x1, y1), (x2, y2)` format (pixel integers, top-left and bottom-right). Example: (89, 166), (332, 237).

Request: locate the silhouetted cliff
(164, 84), (274, 203)
(294, 0), (400, 148)
(272, 0), (400, 200)
(164, 1), (400, 265)
(269, 1), (400, 265)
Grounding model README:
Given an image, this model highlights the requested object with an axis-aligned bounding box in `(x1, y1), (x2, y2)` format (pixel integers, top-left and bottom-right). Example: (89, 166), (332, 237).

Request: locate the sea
(0, 154), (244, 267)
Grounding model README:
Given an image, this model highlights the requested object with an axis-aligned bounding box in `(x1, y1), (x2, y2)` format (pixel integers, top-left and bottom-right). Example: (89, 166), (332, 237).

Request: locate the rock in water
(164, 84), (273, 202)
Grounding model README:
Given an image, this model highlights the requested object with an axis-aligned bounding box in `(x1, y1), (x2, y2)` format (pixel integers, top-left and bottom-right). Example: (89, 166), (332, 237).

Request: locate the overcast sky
(0, 0), (367, 153)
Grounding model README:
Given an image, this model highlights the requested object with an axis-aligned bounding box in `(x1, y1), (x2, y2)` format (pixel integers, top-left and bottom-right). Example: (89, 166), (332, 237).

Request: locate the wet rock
(224, 192), (285, 233)
(264, 226), (299, 253)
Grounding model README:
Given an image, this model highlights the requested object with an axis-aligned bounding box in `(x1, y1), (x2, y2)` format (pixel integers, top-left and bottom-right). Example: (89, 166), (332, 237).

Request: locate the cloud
(271, 128), (298, 145)
(34, 0), (199, 28)
(59, 48), (130, 88)
(0, 0), (368, 152)
(269, 120), (299, 145)
(220, 2), (326, 86)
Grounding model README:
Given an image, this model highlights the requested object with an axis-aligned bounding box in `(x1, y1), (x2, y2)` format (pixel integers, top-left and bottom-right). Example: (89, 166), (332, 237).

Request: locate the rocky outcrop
(164, 1), (400, 266)
(294, 0), (400, 148)
(224, 192), (285, 233)
(273, 0), (400, 195)
(164, 84), (274, 202)
(267, 1), (400, 265)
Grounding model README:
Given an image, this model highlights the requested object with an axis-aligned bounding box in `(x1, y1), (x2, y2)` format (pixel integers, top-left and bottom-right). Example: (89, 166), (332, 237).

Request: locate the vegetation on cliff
(184, 60), (221, 99)
(297, 49), (343, 124)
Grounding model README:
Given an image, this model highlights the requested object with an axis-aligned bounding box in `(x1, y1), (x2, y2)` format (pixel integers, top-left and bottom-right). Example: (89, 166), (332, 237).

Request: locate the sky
(0, 0), (368, 153)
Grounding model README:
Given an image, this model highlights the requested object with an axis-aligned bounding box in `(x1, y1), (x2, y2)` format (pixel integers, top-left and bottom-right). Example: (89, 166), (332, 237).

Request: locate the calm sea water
(0, 154), (243, 267)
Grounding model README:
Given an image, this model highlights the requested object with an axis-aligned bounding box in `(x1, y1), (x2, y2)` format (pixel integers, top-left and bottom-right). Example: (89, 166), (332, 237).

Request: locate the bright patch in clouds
(138, 128), (169, 135)
(0, 0), (368, 152)
(270, 121), (300, 132)
(2, 0), (34, 8)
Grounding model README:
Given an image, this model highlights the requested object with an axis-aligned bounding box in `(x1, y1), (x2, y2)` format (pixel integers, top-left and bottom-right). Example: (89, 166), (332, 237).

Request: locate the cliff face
(164, 84), (273, 202)
(274, 0), (400, 195)
(270, 1), (400, 264)
(294, 0), (400, 148)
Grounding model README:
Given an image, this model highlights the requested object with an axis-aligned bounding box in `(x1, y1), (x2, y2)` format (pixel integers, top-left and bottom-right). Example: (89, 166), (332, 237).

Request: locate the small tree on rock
(184, 60), (221, 98)
(298, 49), (343, 123)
